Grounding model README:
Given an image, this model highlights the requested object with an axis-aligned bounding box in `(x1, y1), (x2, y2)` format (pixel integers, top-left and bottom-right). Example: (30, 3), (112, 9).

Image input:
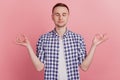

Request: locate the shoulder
(38, 30), (54, 40)
(68, 30), (84, 40)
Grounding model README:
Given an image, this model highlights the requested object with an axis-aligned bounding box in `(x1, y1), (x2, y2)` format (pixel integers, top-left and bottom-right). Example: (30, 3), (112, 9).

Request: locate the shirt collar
(52, 28), (69, 38)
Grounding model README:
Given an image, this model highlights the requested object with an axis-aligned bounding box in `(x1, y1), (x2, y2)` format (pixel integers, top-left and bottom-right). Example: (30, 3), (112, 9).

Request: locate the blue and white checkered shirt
(36, 28), (87, 80)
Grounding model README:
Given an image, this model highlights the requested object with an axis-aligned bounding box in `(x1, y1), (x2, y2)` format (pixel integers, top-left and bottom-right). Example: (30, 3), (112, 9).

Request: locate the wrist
(26, 43), (31, 49)
(92, 43), (97, 48)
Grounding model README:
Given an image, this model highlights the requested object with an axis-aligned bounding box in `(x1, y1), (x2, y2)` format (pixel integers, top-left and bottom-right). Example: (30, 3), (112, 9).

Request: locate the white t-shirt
(58, 38), (68, 80)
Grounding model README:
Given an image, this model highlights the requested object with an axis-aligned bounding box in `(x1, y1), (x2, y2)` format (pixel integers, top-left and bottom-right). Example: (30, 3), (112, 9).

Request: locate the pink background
(0, 0), (120, 80)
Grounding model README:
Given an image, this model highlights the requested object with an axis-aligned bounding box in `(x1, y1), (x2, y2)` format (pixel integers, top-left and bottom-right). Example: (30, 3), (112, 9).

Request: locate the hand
(16, 34), (30, 47)
(92, 34), (108, 46)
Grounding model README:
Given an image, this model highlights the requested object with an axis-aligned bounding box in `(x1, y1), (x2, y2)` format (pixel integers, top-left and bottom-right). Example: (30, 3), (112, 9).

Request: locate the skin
(52, 6), (69, 28)
(51, 6), (69, 37)
(16, 6), (108, 71)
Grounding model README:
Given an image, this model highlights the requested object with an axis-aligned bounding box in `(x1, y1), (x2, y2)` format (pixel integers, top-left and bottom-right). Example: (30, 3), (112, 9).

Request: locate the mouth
(58, 21), (64, 23)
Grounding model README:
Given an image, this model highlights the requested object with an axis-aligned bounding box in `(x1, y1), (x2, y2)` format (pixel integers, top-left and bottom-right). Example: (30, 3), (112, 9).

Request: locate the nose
(59, 15), (63, 20)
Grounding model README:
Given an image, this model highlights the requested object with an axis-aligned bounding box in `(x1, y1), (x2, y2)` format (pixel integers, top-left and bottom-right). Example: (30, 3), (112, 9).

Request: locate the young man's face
(52, 6), (69, 28)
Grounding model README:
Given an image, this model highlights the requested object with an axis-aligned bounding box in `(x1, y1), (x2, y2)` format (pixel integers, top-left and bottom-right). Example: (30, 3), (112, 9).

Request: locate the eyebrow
(55, 13), (59, 14)
(54, 12), (67, 14)
(63, 13), (67, 14)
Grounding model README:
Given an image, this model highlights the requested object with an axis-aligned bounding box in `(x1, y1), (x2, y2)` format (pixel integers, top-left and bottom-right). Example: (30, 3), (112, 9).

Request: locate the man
(16, 3), (107, 80)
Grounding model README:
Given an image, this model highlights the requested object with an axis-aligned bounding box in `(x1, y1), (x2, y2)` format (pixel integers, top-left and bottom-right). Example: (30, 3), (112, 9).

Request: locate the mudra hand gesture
(16, 34), (30, 47)
(92, 34), (108, 46)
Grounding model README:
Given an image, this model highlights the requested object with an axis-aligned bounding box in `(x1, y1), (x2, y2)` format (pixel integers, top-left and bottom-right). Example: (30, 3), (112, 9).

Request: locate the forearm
(26, 45), (44, 71)
(80, 44), (96, 71)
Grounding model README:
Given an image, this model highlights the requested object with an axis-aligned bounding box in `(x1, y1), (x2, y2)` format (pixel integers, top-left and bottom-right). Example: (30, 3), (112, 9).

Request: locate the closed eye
(63, 13), (67, 16)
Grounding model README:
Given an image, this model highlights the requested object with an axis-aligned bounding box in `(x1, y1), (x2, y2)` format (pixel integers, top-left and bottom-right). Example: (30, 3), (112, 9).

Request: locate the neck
(55, 27), (67, 37)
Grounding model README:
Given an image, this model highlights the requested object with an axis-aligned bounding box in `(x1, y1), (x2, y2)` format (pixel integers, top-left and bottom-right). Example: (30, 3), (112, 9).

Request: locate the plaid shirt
(36, 29), (87, 80)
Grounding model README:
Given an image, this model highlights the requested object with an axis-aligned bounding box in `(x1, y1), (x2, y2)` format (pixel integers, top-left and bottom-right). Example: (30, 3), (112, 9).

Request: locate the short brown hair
(52, 3), (69, 13)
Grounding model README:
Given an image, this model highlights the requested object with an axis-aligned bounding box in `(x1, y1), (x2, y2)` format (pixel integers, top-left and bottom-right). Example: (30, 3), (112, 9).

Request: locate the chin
(58, 25), (64, 27)
(57, 24), (66, 28)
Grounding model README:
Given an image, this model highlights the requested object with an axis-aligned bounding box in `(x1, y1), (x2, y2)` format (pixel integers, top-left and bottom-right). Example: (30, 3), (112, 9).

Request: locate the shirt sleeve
(36, 35), (45, 64)
(78, 36), (87, 65)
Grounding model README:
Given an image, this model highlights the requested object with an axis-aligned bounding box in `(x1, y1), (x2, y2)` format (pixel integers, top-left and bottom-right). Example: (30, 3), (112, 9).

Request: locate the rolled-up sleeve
(78, 36), (87, 65)
(36, 35), (45, 64)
